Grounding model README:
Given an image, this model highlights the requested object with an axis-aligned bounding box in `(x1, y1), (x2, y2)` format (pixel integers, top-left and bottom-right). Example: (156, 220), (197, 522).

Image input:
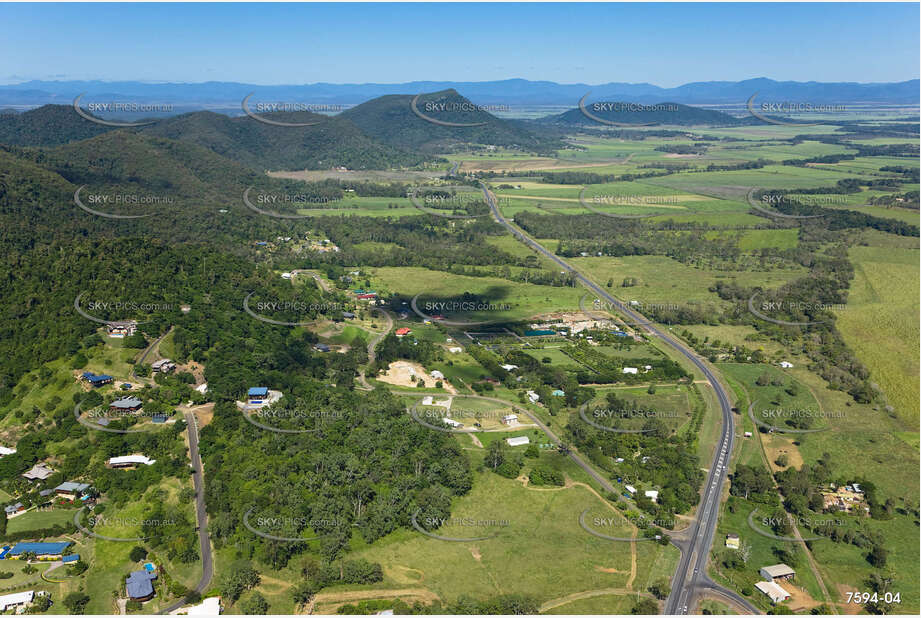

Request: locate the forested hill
(542, 101), (752, 127)
(138, 109), (435, 170)
(0, 134), (313, 250)
(340, 89), (564, 155)
(0, 104), (112, 145)
(0, 105), (436, 170)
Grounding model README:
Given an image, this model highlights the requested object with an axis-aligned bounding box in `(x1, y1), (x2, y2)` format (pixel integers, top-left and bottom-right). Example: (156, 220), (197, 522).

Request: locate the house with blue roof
(3, 503), (24, 517)
(5, 541), (71, 560)
(62, 554), (80, 563)
(247, 387), (269, 404)
(84, 373), (114, 387)
(126, 569), (157, 600)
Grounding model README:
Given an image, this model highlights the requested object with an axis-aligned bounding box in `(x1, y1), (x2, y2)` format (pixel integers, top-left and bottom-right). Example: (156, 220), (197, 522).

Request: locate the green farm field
(366, 266), (585, 321)
(567, 255), (806, 307)
(835, 234), (920, 426)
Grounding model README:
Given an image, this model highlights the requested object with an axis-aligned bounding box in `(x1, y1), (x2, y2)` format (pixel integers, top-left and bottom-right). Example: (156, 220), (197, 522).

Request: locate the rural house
(53, 481), (91, 501)
(21, 463), (54, 481)
(107, 320), (137, 338)
(110, 396), (143, 412)
(0, 591), (35, 612)
(3, 541), (71, 560)
(83, 372), (114, 387)
(151, 358), (176, 373)
(126, 569), (158, 601)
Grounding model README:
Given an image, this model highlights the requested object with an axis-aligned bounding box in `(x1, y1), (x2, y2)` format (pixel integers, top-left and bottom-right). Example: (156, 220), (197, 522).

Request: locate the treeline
(335, 594), (540, 615)
(754, 192), (919, 236)
(654, 144), (710, 155)
(478, 168), (673, 185)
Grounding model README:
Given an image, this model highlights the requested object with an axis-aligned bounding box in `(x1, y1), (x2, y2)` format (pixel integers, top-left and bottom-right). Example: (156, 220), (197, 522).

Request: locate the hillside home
(107, 321), (137, 338)
(21, 463), (54, 481)
(53, 481), (91, 501)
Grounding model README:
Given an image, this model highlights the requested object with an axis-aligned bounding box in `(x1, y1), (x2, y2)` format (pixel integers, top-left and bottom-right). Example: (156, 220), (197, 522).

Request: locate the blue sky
(1, 2), (918, 86)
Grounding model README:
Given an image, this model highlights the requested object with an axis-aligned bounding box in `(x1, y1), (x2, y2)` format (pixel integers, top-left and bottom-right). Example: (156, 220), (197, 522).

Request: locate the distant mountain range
(1, 77), (917, 110)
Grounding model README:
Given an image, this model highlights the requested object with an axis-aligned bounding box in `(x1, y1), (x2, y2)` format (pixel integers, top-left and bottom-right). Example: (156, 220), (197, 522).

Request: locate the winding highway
(479, 184), (758, 615)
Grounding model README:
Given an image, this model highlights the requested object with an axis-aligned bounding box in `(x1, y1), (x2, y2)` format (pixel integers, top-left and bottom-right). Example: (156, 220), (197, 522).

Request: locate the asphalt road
(159, 412), (213, 614)
(480, 184), (758, 615)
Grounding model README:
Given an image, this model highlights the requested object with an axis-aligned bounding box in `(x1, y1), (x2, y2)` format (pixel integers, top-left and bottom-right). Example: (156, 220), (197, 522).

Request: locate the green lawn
(6, 507), (81, 535)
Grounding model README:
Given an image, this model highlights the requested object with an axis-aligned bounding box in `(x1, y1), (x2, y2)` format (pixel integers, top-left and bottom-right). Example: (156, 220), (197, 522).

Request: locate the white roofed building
(755, 581), (790, 605)
(506, 436), (530, 447)
(0, 591), (34, 612)
(107, 455), (157, 468)
(172, 596), (222, 615)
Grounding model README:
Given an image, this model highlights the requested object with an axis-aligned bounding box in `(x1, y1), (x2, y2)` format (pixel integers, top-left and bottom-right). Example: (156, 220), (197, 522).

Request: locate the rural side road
(159, 411), (213, 614)
(358, 307), (394, 390)
(480, 184), (758, 615)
